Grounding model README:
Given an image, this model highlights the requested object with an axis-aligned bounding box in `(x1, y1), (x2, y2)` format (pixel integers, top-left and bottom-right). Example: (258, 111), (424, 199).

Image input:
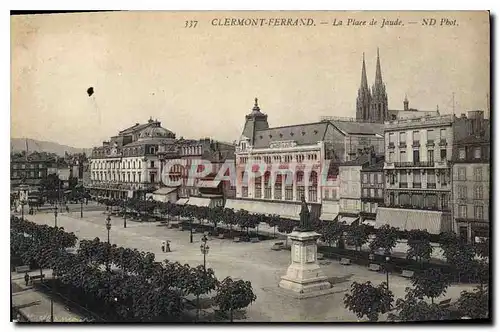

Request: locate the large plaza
(15, 209), (477, 322)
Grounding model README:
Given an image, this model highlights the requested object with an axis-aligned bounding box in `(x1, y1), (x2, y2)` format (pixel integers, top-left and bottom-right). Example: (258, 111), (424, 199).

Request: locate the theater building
(87, 118), (176, 199)
(228, 98), (384, 221)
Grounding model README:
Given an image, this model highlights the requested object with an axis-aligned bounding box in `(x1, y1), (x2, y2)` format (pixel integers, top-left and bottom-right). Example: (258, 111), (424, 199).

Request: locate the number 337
(185, 20), (198, 28)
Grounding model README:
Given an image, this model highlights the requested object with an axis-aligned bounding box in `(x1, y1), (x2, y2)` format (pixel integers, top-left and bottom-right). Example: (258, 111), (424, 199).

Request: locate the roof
(119, 122), (152, 135)
(253, 122), (329, 149)
(361, 158), (385, 171)
(124, 137), (175, 147)
(454, 135), (490, 145)
(329, 121), (384, 136)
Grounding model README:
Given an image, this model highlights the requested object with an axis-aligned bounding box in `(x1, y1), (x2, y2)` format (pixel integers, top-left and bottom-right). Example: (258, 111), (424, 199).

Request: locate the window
(377, 174), (383, 183)
(150, 161), (155, 168)
(21, 164), (25, 169)
(400, 151), (406, 162)
(428, 150), (434, 163)
(413, 170), (421, 187)
(389, 152), (394, 162)
(474, 147), (481, 159)
(242, 186), (248, 198)
(274, 175), (282, 200)
(308, 171), (318, 202)
(254, 177), (262, 199)
(324, 189), (330, 200)
(474, 205), (484, 219)
(389, 133), (395, 144)
(474, 185), (483, 199)
(38, 171), (43, 177)
(132, 173), (136, 183)
(241, 142), (246, 150)
(399, 132), (406, 144)
(413, 150), (420, 163)
(412, 131), (420, 142)
(363, 188), (368, 197)
(427, 170), (436, 188)
(362, 174), (368, 183)
(440, 149), (447, 161)
(389, 172), (395, 185)
(459, 148), (466, 160)
(264, 172), (272, 199)
(427, 129), (435, 143)
(458, 167), (466, 181)
(474, 167), (483, 181)
(427, 194), (438, 208)
(370, 173), (375, 184)
(377, 189), (383, 197)
(440, 129), (446, 139)
(370, 188), (375, 197)
(458, 186), (467, 199)
(285, 174), (293, 201)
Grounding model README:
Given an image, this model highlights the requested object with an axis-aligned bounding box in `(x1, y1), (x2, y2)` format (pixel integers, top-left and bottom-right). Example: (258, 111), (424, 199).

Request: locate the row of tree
(11, 216), (256, 322)
(97, 198), (489, 268)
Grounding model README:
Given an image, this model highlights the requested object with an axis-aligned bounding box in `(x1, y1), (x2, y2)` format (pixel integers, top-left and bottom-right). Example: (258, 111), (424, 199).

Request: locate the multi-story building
(321, 163), (340, 221)
(338, 150), (383, 225)
(377, 114), (468, 234)
(228, 98), (384, 220)
(157, 138), (235, 207)
(11, 152), (57, 192)
(452, 111), (490, 243)
(87, 118), (176, 199)
(360, 158), (385, 226)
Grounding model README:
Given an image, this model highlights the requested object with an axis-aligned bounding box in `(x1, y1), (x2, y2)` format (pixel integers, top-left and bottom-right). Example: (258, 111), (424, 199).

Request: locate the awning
(375, 207), (444, 234)
(186, 197), (211, 207)
(196, 180), (221, 189)
(320, 202), (339, 221)
(153, 187), (178, 195)
(176, 198), (189, 205)
(362, 220), (377, 227)
(224, 199), (301, 220)
(338, 216), (359, 225)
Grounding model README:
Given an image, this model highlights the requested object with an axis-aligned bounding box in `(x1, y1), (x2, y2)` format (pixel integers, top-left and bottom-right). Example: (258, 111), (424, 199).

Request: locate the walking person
(24, 273), (29, 287)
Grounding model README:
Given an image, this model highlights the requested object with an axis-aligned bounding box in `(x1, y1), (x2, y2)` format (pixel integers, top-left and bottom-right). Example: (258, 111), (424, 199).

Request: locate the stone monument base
(278, 230), (342, 298)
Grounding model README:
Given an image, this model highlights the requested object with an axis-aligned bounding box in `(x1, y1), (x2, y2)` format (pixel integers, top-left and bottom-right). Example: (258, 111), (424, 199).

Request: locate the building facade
(377, 114), (468, 234)
(360, 159), (385, 226)
(452, 111), (490, 242)
(87, 118), (176, 199)
(230, 98), (384, 220)
(11, 152), (57, 192)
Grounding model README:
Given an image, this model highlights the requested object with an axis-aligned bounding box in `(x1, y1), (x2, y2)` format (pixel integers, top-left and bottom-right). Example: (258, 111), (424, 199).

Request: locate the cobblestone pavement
(25, 211), (476, 322)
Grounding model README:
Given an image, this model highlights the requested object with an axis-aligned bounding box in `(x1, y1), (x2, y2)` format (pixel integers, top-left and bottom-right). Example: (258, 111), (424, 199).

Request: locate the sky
(11, 11), (490, 148)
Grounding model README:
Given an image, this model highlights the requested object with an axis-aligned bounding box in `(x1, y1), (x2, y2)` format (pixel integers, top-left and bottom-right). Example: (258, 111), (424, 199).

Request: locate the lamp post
(200, 234), (210, 272)
(385, 256), (391, 289)
(123, 199), (127, 228)
(21, 201), (25, 220)
(54, 206), (58, 227)
(106, 214), (111, 272)
(190, 218), (194, 243)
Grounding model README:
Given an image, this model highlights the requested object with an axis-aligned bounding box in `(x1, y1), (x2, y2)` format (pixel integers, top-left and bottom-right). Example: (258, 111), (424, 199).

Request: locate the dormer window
(314, 130), (318, 135)
(279, 133), (283, 138)
(302, 131), (306, 136)
(241, 142), (247, 150)
(290, 132), (294, 136)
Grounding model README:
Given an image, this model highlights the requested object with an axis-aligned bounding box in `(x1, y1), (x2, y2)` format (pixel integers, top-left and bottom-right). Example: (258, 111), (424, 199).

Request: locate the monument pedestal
(279, 231), (332, 295)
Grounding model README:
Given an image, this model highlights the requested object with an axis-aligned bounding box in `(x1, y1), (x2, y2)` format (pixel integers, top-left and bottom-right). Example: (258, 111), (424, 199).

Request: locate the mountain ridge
(11, 138), (93, 157)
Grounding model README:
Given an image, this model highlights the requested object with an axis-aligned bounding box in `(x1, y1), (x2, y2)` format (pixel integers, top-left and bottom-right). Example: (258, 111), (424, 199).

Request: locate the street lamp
(105, 214), (112, 272)
(385, 256), (391, 289)
(200, 234), (210, 272)
(190, 218), (194, 243)
(54, 206), (58, 228)
(20, 200), (26, 221)
(123, 199), (127, 228)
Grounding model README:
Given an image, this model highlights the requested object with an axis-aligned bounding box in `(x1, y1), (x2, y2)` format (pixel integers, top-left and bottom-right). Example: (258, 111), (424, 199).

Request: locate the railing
(427, 183), (437, 189)
(399, 182), (408, 188)
(412, 140), (420, 147)
(394, 161), (434, 168)
(426, 140), (435, 147)
(399, 142), (407, 148)
(388, 142), (395, 148)
(439, 139), (448, 146)
(413, 182), (422, 188)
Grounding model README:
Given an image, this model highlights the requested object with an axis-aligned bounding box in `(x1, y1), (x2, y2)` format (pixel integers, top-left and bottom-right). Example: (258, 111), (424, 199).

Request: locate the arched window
(264, 171), (271, 199)
(274, 174), (282, 200)
(296, 171), (305, 201)
(254, 175), (262, 199)
(284, 171), (293, 201)
(308, 171), (318, 202)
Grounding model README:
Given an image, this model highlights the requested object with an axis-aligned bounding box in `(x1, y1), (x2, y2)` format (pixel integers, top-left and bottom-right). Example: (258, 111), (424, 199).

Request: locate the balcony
(435, 160), (448, 168)
(427, 183), (437, 189)
(413, 182), (422, 188)
(426, 140), (435, 147)
(399, 142), (407, 148)
(388, 142), (395, 149)
(394, 161), (435, 168)
(412, 140), (421, 148)
(400, 182), (408, 188)
(439, 139), (448, 146)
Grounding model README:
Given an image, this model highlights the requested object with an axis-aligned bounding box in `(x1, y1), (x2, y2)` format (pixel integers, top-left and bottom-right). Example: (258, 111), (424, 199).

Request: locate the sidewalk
(11, 270), (84, 323)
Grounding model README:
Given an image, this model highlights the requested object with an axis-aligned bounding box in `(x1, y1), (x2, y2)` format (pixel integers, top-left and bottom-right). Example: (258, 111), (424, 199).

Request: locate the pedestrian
(166, 241), (171, 253)
(161, 241), (166, 253)
(66, 205), (69, 213)
(24, 273), (29, 287)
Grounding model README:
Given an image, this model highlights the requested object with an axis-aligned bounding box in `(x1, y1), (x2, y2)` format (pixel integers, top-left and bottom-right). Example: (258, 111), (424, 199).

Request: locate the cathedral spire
(361, 52), (368, 90)
(375, 47), (383, 85)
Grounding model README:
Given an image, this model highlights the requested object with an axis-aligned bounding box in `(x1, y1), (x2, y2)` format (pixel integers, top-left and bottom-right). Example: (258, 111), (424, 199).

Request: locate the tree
(343, 281), (393, 322)
(346, 224), (370, 252)
(185, 266), (219, 321)
(321, 221), (345, 248)
(388, 287), (450, 322)
(369, 224), (399, 255)
(406, 229), (433, 264)
(411, 268), (450, 304)
(456, 286), (489, 319)
(214, 277), (256, 322)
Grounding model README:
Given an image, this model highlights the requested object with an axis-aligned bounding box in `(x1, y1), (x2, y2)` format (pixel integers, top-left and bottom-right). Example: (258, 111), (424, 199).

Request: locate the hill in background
(11, 138), (92, 157)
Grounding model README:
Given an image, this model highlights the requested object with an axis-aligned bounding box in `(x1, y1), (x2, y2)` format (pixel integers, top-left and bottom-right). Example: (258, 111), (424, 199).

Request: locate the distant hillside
(11, 138), (92, 157)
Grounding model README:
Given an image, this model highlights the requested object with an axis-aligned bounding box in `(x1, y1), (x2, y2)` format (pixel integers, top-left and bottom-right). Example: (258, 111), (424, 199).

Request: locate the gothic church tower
(369, 48), (389, 123)
(356, 53), (371, 121)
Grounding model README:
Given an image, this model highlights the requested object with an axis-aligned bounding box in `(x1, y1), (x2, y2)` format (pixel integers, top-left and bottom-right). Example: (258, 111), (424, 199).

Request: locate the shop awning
(153, 187), (178, 195)
(224, 199), (301, 220)
(196, 180), (221, 189)
(338, 216), (359, 225)
(186, 197), (211, 207)
(176, 198), (189, 206)
(375, 207), (445, 234)
(320, 202), (339, 222)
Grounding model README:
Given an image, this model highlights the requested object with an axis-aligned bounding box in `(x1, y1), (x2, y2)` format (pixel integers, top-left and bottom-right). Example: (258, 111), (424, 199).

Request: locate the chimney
(404, 95), (409, 112)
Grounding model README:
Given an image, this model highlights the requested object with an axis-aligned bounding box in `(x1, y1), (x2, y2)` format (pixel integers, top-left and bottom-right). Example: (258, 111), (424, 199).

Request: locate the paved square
(24, 211), (476, 322)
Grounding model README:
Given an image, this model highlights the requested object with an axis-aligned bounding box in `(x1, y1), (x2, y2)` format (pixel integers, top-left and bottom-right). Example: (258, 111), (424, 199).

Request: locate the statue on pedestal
(295, 195), (312, 232)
